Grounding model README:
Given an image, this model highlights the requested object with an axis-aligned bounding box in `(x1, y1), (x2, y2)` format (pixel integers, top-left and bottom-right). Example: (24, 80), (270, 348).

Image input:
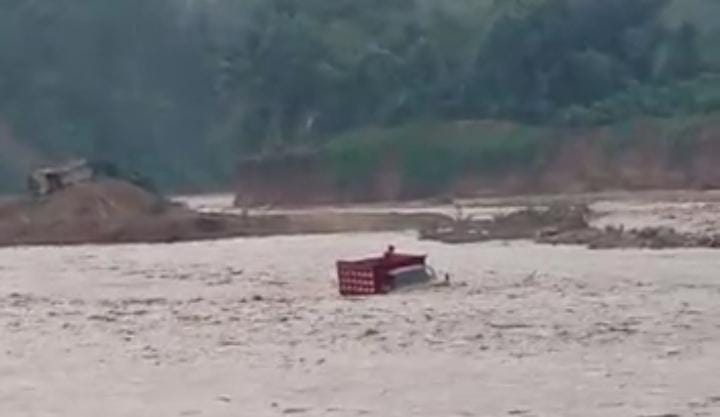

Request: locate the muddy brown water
(2, 194), (720, 416)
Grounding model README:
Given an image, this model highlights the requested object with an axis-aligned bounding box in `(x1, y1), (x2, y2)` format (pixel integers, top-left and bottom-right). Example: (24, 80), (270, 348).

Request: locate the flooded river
(2, 195), (720, 416)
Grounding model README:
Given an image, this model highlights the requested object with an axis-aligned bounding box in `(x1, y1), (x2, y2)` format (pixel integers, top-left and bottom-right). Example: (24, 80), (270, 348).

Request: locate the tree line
(0, 0), (717, 190)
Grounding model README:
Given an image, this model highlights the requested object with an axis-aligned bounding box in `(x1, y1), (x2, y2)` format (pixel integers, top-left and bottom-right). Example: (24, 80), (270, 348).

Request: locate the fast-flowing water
(2, 195), (720, 416)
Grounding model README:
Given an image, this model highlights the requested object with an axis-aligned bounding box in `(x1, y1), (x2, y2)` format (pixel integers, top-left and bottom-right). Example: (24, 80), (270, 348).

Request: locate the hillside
(237, 111), (720, 204)
(0, 0), (719, 195)
(664, 0), (720, 67)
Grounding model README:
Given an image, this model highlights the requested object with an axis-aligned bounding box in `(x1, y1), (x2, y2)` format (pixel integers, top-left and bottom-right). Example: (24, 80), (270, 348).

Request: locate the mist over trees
(0, 0), (717, 190)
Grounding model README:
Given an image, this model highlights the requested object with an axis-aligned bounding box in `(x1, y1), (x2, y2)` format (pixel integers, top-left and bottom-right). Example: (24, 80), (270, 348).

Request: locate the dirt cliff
(235, 114), (720, 206)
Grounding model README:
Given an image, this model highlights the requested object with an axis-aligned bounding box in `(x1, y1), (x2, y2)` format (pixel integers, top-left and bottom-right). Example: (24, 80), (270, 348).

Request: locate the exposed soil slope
(235, 113), (720, 205)
(0, 179), (449, 247)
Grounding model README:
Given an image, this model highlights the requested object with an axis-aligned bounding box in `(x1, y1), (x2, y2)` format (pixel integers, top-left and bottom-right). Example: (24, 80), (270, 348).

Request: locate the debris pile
(0, 179), (244, 246)
(419, 204), (590, 244)
(0, 175), (452, 247)
(540, 225), (720, 249)
(421, 203), (720, 250)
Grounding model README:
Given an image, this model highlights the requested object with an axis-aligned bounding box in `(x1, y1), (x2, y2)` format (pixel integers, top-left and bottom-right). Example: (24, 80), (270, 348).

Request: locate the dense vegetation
(0, 0), (719, 192)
